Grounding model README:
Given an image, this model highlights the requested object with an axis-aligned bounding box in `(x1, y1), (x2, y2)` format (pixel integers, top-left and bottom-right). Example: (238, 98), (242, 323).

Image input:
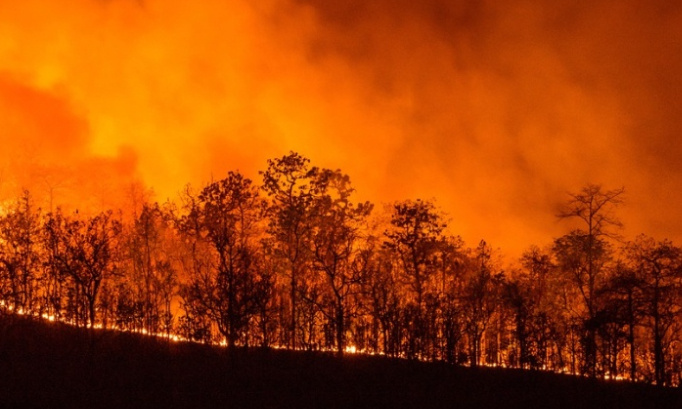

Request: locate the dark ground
(0, 315), (680, 409)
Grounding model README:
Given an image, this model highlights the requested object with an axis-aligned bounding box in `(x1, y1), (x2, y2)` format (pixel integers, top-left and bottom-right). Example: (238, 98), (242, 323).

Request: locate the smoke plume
(1, 0), (681, 254)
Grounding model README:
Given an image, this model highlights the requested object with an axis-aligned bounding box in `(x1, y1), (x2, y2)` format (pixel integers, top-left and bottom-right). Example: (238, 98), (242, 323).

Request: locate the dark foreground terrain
(0, 315), (680, 409)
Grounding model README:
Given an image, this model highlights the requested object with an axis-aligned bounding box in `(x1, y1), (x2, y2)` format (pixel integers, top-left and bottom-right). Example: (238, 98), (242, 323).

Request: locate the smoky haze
(1, 0), (681, 255)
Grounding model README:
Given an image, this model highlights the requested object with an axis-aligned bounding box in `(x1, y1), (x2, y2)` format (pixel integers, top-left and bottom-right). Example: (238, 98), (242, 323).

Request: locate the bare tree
(556, 184), (624, 376)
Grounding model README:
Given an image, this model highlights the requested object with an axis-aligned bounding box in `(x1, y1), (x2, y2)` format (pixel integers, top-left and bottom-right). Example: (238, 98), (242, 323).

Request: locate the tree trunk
(336, 303), (344, 357)
(628, 292), (637, 381)
(290, 272), (297, 349)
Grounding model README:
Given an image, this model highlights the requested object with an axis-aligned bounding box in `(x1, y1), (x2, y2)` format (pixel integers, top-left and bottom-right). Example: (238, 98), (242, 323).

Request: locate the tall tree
(126, 203), (177, 334)
(0, 191), (41, 312)
(600, 261), (645, 381)
(174, 186), (215, 341)
(309, 168), (373, 355)
(384, 199), (445, 308)
(383, 199), (447, 358)
(625, 235), (682, 385)
(43, 210), (121, 328)
(183, 172), (267, 348)
(520, 247), (564, 370)
(261, 152), (318, 349)
(462, 240), (502, 367)
(436, 235), (466, 363)
(556, 184), (624, 376)
(356, 233), (402, 356)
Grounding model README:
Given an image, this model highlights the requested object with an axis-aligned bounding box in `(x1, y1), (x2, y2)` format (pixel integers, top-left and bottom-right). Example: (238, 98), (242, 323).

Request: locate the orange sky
(1, 0), (681, 256)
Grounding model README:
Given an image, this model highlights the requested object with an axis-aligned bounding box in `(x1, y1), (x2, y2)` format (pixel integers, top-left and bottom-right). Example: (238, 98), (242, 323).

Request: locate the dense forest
(1, 152), (681, 387)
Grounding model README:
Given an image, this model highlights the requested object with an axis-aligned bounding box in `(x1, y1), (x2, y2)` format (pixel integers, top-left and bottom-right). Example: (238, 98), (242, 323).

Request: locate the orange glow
(1, 1), (682, 255)
(344, 345), (358, 354)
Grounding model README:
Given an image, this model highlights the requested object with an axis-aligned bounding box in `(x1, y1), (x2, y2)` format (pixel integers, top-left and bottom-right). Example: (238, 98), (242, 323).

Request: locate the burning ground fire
(0, 303), (636, 383)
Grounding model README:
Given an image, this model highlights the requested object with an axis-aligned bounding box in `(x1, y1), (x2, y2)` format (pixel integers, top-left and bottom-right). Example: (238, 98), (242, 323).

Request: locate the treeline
(1, 152), (681, 386)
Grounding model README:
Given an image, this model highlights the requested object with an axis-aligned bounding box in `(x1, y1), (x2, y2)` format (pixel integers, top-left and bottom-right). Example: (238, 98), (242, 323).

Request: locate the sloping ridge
(0, 315), (680, 409)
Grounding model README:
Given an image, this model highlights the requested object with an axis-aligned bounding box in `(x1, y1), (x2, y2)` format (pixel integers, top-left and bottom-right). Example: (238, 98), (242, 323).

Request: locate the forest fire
(1, 0), (682, 397)
(0, 167), (680, 387)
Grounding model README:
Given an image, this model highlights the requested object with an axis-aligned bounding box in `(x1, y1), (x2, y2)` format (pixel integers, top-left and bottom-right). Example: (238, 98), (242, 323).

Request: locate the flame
(41, 313), (56, 322)
(344, 345), (358, 354)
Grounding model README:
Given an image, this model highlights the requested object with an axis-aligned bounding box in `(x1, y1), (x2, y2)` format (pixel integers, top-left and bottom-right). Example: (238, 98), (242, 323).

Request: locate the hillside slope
(0, 315), (680, 409)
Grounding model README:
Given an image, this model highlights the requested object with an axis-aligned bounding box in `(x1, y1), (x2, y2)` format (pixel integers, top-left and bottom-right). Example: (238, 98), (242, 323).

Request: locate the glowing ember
(344, 345), (358, 354)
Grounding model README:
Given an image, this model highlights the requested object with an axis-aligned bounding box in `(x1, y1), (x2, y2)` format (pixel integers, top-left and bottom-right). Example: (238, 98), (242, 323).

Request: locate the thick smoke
(1, 0), (680, 254)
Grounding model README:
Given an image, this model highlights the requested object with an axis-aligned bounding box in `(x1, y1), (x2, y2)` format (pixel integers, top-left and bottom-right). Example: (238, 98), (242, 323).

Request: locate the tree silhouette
(43, 210), (121, 328)
(261, 152), (317, 349)
(462, 240), (502, 367)
(625, 236), (682, 385)
(601, 261), (645, 380)
(0, 191), (41, 313)
(556, 184), (624, 377)
(182, 172), (266, 348)
(124, 203), (177, 335)
(309, 168), (372, 355)
(1, 158), (682, 387)
(384, 199), (445, 308)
